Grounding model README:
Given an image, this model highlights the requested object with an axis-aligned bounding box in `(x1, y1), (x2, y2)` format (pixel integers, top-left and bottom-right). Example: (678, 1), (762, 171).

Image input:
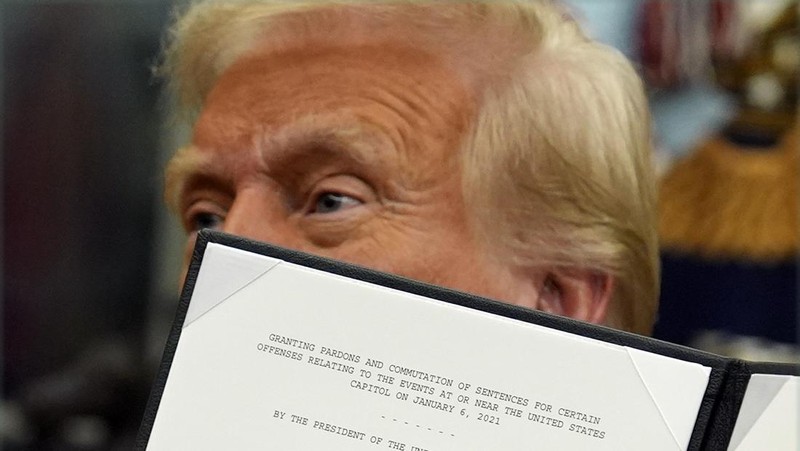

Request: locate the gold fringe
(659, 127), (799, 261)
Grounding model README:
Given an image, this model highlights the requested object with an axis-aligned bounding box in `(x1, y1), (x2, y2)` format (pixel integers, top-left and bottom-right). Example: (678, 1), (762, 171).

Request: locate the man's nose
(221, 190), (285, 245)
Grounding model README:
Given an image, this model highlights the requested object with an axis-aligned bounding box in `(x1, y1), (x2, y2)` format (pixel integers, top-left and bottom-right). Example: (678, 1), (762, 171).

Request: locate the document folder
(137, 230), (797, 450)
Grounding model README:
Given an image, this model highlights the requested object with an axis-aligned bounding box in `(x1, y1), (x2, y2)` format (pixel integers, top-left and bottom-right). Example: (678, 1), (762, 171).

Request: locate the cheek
(433, 257), (524, 306)
(350, 223), (492, 292)
(342, 190), (480, 284)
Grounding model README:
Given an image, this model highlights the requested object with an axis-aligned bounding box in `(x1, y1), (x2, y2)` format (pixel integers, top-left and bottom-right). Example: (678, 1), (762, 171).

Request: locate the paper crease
(728, 376), (791, 450)
(183, 244), (284, 328)
(624, 348), (685, 450)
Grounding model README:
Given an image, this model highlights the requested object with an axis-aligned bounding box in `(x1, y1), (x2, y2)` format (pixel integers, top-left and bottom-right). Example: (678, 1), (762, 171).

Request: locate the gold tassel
(659, 127), (799, 261)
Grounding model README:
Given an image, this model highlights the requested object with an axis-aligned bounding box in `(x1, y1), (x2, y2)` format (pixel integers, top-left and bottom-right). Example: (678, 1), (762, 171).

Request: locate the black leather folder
(137, 230), (798, 450)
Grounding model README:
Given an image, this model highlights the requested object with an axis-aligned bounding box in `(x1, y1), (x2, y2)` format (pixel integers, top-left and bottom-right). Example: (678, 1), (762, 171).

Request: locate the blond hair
(161, 0), (659, 334)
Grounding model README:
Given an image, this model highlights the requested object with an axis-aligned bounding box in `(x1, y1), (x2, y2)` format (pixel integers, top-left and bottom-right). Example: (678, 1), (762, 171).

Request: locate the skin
(168, 37), (611, 320)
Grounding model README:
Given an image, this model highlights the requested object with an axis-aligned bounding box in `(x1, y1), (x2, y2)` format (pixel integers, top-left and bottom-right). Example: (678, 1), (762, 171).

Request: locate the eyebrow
(163, 115), (398, 213)
(164, 145), (210, 214)
(255, 115), (396, 170)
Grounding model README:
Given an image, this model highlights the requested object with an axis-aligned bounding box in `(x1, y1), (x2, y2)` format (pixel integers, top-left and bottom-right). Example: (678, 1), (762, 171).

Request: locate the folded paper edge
(625, 347), (712, 450)
(183, 243), (283, 328)
(727, 374), (792, 451)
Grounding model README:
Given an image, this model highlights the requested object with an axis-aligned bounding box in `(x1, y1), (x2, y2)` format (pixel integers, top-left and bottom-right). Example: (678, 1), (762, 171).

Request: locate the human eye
(294, 174), (377, 247)
(182, 199), (227, 232)
(301, 174), (374, 217)
(189, 211), (225, 231)
(310, 192), (363, 214)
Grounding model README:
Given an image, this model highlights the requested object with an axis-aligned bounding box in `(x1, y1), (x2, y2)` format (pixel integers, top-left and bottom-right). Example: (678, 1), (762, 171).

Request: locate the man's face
(169, 41), (532, 307)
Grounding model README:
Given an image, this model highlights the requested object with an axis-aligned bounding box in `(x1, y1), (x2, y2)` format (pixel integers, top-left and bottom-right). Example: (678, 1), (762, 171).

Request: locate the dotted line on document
(380, 416), (456, 437)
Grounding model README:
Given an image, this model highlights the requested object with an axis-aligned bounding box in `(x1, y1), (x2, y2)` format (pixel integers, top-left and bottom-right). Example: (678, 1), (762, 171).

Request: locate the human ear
(536, 269), (614, 325)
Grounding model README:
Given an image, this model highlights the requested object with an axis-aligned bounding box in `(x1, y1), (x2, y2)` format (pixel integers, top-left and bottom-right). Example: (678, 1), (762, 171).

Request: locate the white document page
(147, 244), (712, 450)
(728, 373), (799, 451)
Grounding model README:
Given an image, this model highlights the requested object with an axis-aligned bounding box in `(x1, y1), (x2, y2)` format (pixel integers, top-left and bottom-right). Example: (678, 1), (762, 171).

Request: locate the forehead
(192, 38), (475, 157)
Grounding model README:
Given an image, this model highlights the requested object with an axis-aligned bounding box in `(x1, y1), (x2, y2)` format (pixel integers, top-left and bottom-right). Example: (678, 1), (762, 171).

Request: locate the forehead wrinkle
(195, 44), (448, 156)
(252, 113), (397, 170)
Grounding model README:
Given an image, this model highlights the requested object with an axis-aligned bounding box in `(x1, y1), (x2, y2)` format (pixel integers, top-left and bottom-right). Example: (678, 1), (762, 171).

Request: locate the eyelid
(181, 196), (229, 232)
(309, 192), (363, 215)
(301, 174), (376, 214)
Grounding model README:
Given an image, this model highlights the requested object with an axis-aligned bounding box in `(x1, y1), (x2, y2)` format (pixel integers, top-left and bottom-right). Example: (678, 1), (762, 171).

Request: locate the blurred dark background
(1, 0), (797, 449)
(2, 1), (184, 449)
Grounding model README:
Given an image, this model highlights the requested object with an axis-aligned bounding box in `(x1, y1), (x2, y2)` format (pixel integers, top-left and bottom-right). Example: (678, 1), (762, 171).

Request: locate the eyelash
(301, 174), (372, 215)
(183, 199), (227, 233)
(308, 191), (362, 214)
(180, 175), (373, 232)
(189, 211), (224, 231)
